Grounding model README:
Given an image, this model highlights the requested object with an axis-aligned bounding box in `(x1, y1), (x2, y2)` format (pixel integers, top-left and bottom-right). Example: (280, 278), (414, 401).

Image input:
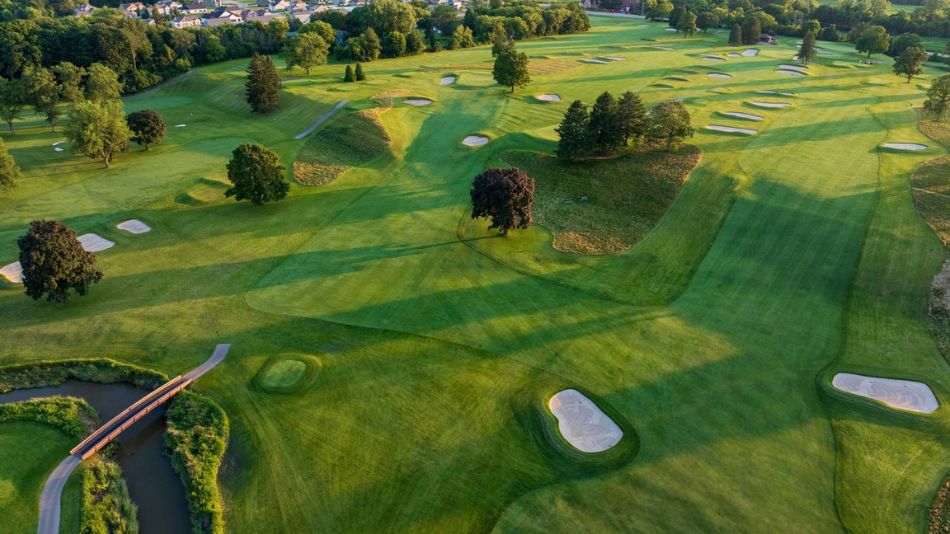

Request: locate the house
(172, 14), (202, 27)
(204, 6), (243, 25)
(153, 0), (182, 15)
(242, 8), (274, 22)
(117, 2), (147, 17)
(72, 3), (95, 16)
(181, 3), (209, 14)
(288, 0), (308, 12)
(268, 0), (290, 11)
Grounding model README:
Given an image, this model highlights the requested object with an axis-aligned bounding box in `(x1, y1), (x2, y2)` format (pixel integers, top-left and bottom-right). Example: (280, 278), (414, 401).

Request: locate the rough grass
(293, 108), (390, 186)
(0, 359), (166, 394)
(79, 459), (138, 534)
(503, 145), (700, 254)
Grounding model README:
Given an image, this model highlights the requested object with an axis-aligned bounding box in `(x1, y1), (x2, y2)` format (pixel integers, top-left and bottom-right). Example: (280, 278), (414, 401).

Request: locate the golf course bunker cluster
(548, 389), (623, 453)
(832, 373), (939, 414)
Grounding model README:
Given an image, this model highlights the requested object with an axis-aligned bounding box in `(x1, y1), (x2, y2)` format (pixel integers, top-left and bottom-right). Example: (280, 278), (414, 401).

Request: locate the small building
(72, 3), (96, 16)
(268, 0), (290, 11)
(242, 8), (274, 22)
(181, 3), (209, 13)
(172, 14), (202, 27)
(204, 6), (243, 25)
(117, 1), (147, 17)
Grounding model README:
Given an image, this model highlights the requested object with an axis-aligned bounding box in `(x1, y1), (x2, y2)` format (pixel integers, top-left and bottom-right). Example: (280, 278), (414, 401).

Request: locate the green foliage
(347, 28), (382, 62)
(589, 91), (623, 152)
(618, 91), (647, 144)
(355, 62), (366, 81)
(924, 75), (950, 120)
(889, 32), (923, 56)
(646, 101), (694, 149)
(820, 24), (841, 42)
(285, 32), (329, 75)
(0, 137), (20, 190)
(893, 45), (928, 82)
(0, 358), (167, 393)
(52, 61), (85, 103)
(344, 64), (356, 82)
(696, 11), (719, 32)
(803, 19), (820, 35)
(65, 99), (131, 167)
(126, 109), (166, 151)
(470, 167), (535, 235)
(556, 100), (591, 161)
(677, 10), (697, 36)
(0, 76), (26, 134)
(647, 0), (673, 20)
(492, 44), (530, 93)
(798, 31), (818, 64)
(24, 66), (59, 131)
(165, 391), (229, 534)
(225, 143), (289, 205)
(405, 30), (425, 55)
(80, 459), (138, 534)
(300, 20), (337, 45)
(450, 26), (475, 49)
(17, 220), (102, 303)
(245, 53), (280, 114)
(383, 30), (407, 57)
(85, 63), (122, 103)
(855, 24), (891, 58)
(728, 23), (742, 45)
(0, 397), (98, 438)
(741, 16), (761, 45)
(293, 108), (390, 185)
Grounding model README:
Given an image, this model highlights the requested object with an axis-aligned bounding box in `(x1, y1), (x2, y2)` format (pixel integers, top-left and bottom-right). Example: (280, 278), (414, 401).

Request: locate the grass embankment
(165, 391), (229, 534)
(79, 459), (138, 534)
(503, 146), (700, 254)
(0, 396), (97, 437)
(0, 359), (166, 394)
(293, 108), (391, 186)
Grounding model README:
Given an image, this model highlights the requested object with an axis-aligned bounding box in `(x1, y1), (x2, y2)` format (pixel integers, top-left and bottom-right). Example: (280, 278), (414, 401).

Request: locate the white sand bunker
(548, 389), (623, 453)
(462, 135), (489, 147)
(174, 124), (186, 127)
(721, 111), (764, 121)
(440, 76), (456, 86)
(777, 69), (807, 76)
(728, 52), (742, 58)
(749, 101), (791, 108)
(0, 261), (22, 284)
(882, 142), (928, 151)
(778, 64), (807, 72)
(404, 99), (433, 106)
(77, 233), (115, 252)
(743, 48), (759, 56)
(756, 90), (795, 97)
(706, 124), (757, 135)
(54, 147), (64, 152)
(536, 94), (561, 102)
(702, 55), (726, 62)
(832, 372), (939, 414)
(116, 219), (151, 234)
(708, 72), (732, 79)
(582, 58), (609, 64)
(604, 56), (625, 61)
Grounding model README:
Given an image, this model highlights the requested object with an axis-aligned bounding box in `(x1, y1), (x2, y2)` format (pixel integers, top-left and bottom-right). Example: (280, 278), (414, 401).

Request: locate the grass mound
(293, 109), (390, 186)
(502, 145), (700, 254)
(254, 355), (320, 393)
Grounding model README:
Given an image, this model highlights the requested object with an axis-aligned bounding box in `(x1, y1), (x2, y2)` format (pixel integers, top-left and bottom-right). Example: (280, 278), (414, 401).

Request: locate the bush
(0, 358), (167, 394)
(80, 459), (138, 534)
(0, 396), (98, 438)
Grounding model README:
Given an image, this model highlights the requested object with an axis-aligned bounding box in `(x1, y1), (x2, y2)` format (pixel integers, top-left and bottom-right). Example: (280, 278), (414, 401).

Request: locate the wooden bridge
(37, 344), (231, 534)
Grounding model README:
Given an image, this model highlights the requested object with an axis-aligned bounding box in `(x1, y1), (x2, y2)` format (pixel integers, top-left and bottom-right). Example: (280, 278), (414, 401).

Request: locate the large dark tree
(924, 75), (950, 120)
(0, 137), (20, 190)
(797, 31), (817, 64)
(0, 77), (26, 134)
(728, 23), (742, 46)
(245, 53), (280, 114)
(127, 109), (166, 151)
(741, 17), (761, 45)
(556, 100), (591, 161)
(646, 101), (694, 150)
(18, 220), (102, 303)
(588, 91), (623, 152)
(492, 45), (530, 93)
(225, 143), (289, 205)
(470, 167), (535, 235)
(25, 67), (60, 132)
(893, 46), (928, 83)
(855, 25), (890, 61)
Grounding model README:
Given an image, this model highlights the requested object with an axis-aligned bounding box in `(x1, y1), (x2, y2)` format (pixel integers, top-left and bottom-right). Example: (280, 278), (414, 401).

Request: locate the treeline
(0, 357), (167, 393)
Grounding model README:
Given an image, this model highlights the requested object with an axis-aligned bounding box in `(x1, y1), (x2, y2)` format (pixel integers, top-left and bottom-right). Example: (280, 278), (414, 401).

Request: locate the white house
(172, 14), (202, 27)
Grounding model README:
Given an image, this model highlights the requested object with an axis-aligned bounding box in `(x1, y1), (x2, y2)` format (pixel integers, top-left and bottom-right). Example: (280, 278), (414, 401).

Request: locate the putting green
(0, 14), (949, 533)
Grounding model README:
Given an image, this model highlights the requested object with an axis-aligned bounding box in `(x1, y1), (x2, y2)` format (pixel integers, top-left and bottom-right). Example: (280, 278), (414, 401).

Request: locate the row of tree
(556, 93), (694, 160)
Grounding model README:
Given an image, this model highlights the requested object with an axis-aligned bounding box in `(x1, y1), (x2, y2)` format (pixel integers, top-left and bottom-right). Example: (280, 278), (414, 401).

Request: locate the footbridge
(37, 343), (230, 534)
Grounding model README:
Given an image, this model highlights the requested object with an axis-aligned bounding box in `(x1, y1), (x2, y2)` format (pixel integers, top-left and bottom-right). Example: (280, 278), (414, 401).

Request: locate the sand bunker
(116, 219), (151, 234)
(702, 55), (726, 62)
(604, 56), (625, 61)
(440, 76), (456, 86)
(832, 372), (939, 414)
(77, 233), (115, 252)
(742, 48), (759, 56)
(548, 389), (623, 453)
(777, 69), (807, 76)
(404, 99), (433, 106)
(536, 94), (561, 102)
(174, 124), (186, 127)
(728, 53), (742, 58)
(706, 124), (757, 135)
(0, 261), (22, 284)
(708, 73), (732, 79)
(721, 111), (764, 121)
(749, 101), (791, 108)
(582, 59), (609, 64)
(756, 90), (795, 97)
(54, 147), (64, 152)
(779, 64), (807, 72)
(462, 135), (489, 147)
(882, 142), (928, 151)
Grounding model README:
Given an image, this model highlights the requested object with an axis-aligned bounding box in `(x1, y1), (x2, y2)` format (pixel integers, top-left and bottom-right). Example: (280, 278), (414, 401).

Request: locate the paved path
(293, 100), (349, 140)
(36, 344), (230, 534)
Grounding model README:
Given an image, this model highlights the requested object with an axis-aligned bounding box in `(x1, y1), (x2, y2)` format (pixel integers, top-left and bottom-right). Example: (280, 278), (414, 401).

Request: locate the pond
(0, 380), (190, 533)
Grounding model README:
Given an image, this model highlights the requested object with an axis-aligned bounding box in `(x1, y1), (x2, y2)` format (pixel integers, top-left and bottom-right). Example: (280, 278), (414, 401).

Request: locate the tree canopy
(85, 63), (121, 102)
(127, 109), (166, 150)
(470, 167), (535, 235)
(225, 143), (289, 205)
(0, 137), (20, 190)
(797, 31), (817, 64)
(65, 99), (130, 167)
(285, 32), (329, 74)
(646, 101), (694, 150)
(18, 220), (102, 303)
(492, 44), (530, 93)
(855, 25), (890, 59)
(893, 46), (928, 82)
(924, 75), (950, 120)
(245, 53), (280, 113)
(556, 100), (591, 161)
(0, 76), (26, 134)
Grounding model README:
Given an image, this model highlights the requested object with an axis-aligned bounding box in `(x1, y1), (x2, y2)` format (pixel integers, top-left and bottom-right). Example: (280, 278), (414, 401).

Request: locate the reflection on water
(0, 380), (190, 533)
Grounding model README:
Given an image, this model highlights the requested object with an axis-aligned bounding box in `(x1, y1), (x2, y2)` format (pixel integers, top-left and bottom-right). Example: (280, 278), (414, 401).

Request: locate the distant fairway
(2, 15), (950, 533)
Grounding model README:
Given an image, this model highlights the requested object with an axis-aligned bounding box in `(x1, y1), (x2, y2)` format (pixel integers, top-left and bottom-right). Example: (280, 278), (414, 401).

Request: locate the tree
(285, 32), (328, 74)
(677, 11), (697, 37)
(0, 77), (27, 134)
(797, 31), (817, 64)
(470, 167), (535, 235)
(696, 12), (719, 32)
(803, 19), (821, 36)
(383, 31), (407, 57)
(492, 45), (530, 93)
(819, 25), (840, 42)
(924, 75), (950, 120)
(646, 101), (694, 150)
(618, 91), (647, 144)
(17, 220), (102, 303)
(855, 25), (890, 61)
(245, 53), (280, 113)
(889, 32), (922, 57)
(25, 67), (60, 132)
(225, 143), (289, 205)
(646, 0), (672, 20)
(729, 23), (742, 46)
(348, 28), (382, 62)
(301, 20), (337, 45)
(52, 62), (85, 103)
(450, 26), (475, 49)
(588, 91), (623, 152)
(344, 64), (356, 82)
(126, 109), (166, 150)
(893, 46), (929, 83)
(0, 137), (20, 190)
(556, 100), (591, 161)
(355, 62), (366, 81)
(85, 63), (122, 102)
(406, 31), (425, 55)
(65, 99), (130, 168)
(741, 16), (761, 45)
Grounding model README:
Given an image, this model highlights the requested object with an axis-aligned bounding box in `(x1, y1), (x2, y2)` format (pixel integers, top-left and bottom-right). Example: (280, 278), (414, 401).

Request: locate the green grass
(293, 107), (391, 186)
(0, 16), (948, 533)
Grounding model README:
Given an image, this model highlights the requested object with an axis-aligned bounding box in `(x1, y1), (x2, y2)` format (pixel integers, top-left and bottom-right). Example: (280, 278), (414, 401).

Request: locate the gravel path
(294, 100), (349, 141)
